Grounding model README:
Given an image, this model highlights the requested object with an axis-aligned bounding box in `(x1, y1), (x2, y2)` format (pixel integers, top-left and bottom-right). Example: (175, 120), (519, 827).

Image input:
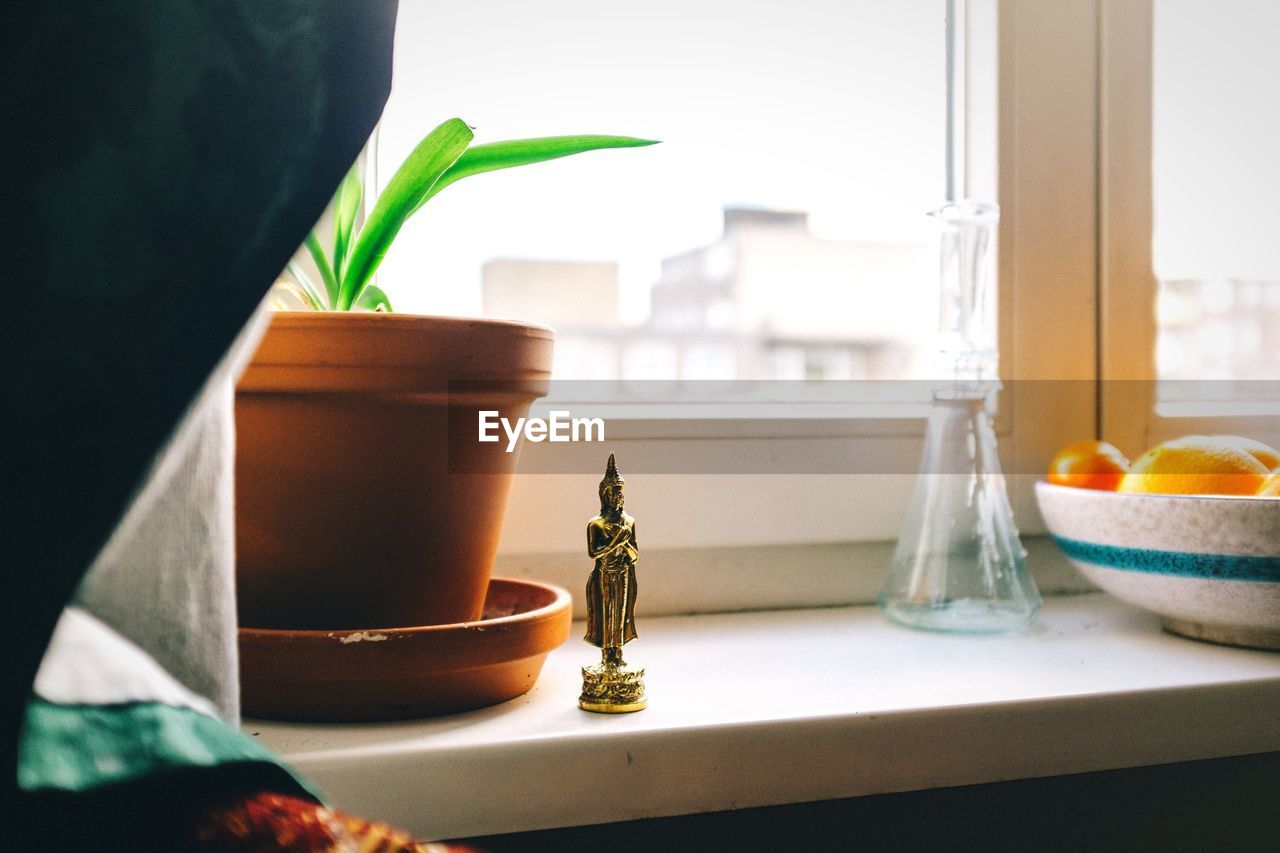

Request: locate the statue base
(579, 661), (646, 713)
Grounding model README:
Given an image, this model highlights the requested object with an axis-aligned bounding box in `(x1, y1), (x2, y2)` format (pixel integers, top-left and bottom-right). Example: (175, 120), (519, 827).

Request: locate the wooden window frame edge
(1098, 0), (1156, 455)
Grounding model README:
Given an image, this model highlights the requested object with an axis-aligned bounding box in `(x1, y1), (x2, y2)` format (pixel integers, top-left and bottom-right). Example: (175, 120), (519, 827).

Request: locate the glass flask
(877, 201), (1040, 633)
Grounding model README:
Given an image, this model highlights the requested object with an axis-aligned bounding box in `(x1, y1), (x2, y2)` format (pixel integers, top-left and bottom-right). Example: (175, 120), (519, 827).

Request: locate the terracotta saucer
(239, 578), (572, 722)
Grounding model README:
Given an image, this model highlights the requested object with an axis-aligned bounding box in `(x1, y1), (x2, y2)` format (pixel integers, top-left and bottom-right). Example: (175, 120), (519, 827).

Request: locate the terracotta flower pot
(239, 578), (573, 721)
(234, 312), (553, 630)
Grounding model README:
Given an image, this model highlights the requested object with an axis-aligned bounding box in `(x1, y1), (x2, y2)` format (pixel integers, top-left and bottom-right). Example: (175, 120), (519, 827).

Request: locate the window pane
(377, 1), (946, 380)
(1153, 0), (1280, 394)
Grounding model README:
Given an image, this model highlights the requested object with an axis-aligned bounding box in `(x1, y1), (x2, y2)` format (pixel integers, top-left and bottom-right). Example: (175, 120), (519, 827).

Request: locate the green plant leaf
(338, 118), (474, 310)
(331, 166), (363, 284)
(270, 279), (322, 311)
(303, 232), (338, 309)
(354, 283), (393, 313)
(412, 135), (660, 214)
(286, 260), (328, 310)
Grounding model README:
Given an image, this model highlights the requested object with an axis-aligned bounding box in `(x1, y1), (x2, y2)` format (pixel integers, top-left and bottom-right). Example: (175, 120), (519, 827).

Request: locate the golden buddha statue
(580, 453), (646, 712)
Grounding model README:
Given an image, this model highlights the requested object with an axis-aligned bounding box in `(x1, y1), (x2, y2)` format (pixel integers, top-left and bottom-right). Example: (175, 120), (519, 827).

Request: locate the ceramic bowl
(1036, 481), (1280, 649)
(240, 577), (572, 721)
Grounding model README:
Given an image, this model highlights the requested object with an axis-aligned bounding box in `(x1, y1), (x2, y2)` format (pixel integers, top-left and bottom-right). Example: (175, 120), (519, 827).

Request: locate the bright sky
(372, 1), (1280, 321)
(1153, 0), (1280, 281)
(375, 0), (945, 320)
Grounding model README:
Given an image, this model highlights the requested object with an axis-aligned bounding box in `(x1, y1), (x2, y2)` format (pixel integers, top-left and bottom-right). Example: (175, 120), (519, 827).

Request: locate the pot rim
(238, 578), (571, 637)
(238, 310), (556, 394)
(265, 310), (554, 338)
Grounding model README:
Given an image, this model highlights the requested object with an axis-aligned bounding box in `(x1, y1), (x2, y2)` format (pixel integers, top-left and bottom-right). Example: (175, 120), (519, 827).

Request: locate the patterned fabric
(192, 792), (463, 853)
(21, 612), (459, 851)
(4, 4), (428, 844)
(20, 607), (314, 799)
(72, 302), (272, 722)
(20, 699), (286, 795)
(2, 0), (397, 783)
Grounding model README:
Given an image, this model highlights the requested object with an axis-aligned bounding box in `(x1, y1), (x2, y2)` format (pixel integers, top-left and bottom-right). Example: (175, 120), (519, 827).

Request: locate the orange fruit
(1118, 435), (1269, 496)
(1259, 471), (1280, 497)
(1218, 435), (1280, 471)
(1047, 440), (1130, 491)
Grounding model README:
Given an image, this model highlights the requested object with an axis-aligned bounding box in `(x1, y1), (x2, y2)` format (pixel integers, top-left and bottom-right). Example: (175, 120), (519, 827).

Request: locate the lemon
(1218, 435), (1280, 471)
(1259, 470), (1280, 497)
(1117, 435), (1269, 496)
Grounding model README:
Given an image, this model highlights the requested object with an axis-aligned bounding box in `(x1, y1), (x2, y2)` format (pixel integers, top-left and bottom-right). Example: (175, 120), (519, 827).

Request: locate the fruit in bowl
(1118, 435), (1271, 496)
(1039, 435), (1280, 650)
(1047, 435), (1280, 497)
(1047, 440), (1131, 491)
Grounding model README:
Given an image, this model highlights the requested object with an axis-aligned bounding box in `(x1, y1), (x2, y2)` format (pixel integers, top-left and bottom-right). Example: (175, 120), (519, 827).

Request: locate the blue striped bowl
(1036, 481), (1280, 650)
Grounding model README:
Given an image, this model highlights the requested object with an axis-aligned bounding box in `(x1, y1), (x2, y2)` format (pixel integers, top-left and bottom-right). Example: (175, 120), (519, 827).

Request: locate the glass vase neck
(932, 200), (999, 383)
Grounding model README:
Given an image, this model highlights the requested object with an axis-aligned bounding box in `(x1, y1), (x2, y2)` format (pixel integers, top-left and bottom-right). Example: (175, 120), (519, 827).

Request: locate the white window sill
(247, 593), (1280, 841)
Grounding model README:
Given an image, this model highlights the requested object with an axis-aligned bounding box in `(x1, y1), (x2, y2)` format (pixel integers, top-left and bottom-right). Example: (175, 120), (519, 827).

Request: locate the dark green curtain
(0, 0), (398, 808)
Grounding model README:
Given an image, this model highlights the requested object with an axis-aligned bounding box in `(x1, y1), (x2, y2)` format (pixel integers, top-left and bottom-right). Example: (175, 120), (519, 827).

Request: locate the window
(1100, 0), (1280, 456)
(1152, 1), (1280, 395)
(376, 0), (946, 382)
(359, 1), (1277, 568)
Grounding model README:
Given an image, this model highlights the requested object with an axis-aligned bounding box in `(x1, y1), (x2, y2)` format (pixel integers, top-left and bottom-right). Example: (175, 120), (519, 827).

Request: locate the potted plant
(236, 118), (655, 630)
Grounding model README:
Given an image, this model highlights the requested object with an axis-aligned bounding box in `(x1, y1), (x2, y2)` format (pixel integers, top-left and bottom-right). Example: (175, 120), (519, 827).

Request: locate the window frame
(1099, 0), (1158, 454)
(1099, 0), (1280, 455)
(494, 0), (1113, 557)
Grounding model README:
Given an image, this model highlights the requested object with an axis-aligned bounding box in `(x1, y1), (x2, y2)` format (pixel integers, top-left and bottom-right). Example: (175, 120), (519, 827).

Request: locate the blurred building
(482, 258), (638, 380)
(649, 207), (932, 380)
(482, 259), (621, 329)
(1157, 278), (1280, 388)
(482, 207), (935, 380)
